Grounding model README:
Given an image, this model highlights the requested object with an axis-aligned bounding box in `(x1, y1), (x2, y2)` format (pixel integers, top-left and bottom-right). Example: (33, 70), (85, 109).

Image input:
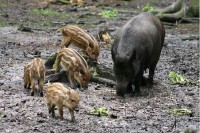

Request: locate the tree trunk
(152, 0), (183, 14)
(156, 4), (186, 22)
(151, 0), (199, 23)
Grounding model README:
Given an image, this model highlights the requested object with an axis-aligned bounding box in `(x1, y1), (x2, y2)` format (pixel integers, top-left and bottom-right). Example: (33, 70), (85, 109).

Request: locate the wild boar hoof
(79, 88), (85, 92)
(40, 92), (43, 97)
(141, 76), (148, 86)
(51, 113), (55, 118)
(131, 90), (141, 97)
(126, 88), (133, 94)
(71, 119), (75, 123)
(116, 92), (125, 97)
(147, 83), (153, 88)
(31, 92), (34, 96)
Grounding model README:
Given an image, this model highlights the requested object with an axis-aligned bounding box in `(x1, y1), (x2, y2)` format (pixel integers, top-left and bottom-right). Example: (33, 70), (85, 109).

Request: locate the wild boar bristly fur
(23, 58), (45, 97)
(46, 82), (80, 122)
(111, 12), (165, 97)
(55, 48), (90, 89)
(60, 25), (100, 62)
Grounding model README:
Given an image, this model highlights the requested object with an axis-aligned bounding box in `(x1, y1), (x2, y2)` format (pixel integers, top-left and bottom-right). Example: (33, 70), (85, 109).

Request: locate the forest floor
(0, 0), (199, 133)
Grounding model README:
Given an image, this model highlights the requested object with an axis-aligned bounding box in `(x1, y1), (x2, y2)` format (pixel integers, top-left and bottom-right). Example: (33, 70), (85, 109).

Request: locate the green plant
(58, 0), (71, 4)
(142, 4), (154, 12)
(186, 0), (199, 17)
(0, 20), (5, 27)
(100, 9), (118, 18)
(168, 71), (189, 85)
(169, 71), (200, 85)
(32, 9), (61, 16)
(87, 107), (108, 116)
(167, 108), (192, 116)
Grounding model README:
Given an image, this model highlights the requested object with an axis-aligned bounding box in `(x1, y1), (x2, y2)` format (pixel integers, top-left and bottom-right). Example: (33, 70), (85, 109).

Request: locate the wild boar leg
(24, 75), (30, 89)
(55, 55), (62, 73)
(25, 81), (30, 89)
(27, 81), (31, 89)
(30, 73), (35, 96)
(141, 76), (148, 86)
(67, 71), (75, 89)
(47, 103), (52, 113)
(126, 82), (133, 94)
(24, 78), (27, 88)
(133, 78), (141, 96)
(39, 76), (44, 97)
(48, 104), (55, 118)
(148, 66), (156, 88)
(132, 70), (143, 96)
(51, 105), (56, 118)
(58, 105), (64, 120)
(61, 36), (71, 48)
(69, 109), (75, 122)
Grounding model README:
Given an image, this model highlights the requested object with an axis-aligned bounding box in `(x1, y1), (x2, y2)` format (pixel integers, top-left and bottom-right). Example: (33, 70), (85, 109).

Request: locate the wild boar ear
(131, 48), (136, 61)
(63, 94), (68, 99)
(79, 69), (84, 75)
(68, 89), (71, 95)
(87, 47), (92, 52)
(76, 88), (80, 94)
(63, 95), (66, 99)
(89, 43), (94, 48)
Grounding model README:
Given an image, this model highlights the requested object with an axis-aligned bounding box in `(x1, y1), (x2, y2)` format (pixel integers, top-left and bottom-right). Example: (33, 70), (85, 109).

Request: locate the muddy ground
(0, 0), (199, 133)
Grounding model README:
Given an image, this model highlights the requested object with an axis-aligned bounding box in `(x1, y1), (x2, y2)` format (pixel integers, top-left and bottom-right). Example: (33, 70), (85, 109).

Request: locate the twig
(90, 76), (115, 87)
(171, 116), (177, 130)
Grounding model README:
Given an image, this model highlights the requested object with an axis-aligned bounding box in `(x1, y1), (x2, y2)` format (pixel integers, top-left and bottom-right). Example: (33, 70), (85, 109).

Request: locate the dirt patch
(0, 0), (199, 133)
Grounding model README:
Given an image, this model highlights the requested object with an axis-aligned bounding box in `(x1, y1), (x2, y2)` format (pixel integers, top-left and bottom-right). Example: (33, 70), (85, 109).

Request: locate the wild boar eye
(80, 70), (85, 75)
(71, 99), (75, 103)
(125, 73), (129, 77)
(78, 72), (82, 76)
(83, 77), (86, 81)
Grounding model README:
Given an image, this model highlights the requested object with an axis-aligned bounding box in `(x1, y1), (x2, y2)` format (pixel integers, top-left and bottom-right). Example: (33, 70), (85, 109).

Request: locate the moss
(187, 0), (199, 17)
(32, 9), (61, 16)
(0, 20), (5, 27)
(99, 9), (118, 18)
(142, 3), (154, 12)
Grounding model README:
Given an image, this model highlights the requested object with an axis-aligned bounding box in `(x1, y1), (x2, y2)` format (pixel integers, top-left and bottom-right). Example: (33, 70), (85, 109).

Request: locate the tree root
(44, 53), (116, 86)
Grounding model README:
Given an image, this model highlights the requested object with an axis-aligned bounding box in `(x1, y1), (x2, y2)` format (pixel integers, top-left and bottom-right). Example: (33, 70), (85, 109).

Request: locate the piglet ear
(68, 89), (71, 95)
(63, 94), (68, 99)
(89, 43), (94, 48)
(87, 47), (92, 52)
(76, 88), (80, 94)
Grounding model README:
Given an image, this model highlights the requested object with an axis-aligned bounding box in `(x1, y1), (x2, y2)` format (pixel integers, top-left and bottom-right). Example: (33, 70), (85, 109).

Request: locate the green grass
(28, 8), (70, 29)
(0, 2), (6, 9)
(0, 20), (5, 27)
(99, 9), (118, 18)
(32, 9), (61, 16)
(142, 3), (154, 12)
(168, 71), (189, 85)
(168, 71), (199, 85)
(167, 108), (192, 116)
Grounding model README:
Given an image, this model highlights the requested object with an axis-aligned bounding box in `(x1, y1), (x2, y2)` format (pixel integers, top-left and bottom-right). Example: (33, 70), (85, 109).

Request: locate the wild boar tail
(56, 27), (64, 32)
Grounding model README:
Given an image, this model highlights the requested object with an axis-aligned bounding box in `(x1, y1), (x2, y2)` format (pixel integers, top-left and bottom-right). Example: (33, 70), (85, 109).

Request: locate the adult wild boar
(111, 12), (165, 97)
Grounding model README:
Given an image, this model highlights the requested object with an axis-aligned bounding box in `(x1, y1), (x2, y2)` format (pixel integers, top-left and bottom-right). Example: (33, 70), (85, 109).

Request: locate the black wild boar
(111, 12), (165, 97)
